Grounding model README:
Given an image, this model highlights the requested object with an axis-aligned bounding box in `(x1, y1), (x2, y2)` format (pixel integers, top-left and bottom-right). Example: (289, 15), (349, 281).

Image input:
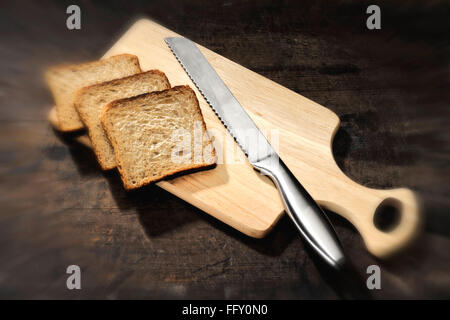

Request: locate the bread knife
(165, 37), (346, 269)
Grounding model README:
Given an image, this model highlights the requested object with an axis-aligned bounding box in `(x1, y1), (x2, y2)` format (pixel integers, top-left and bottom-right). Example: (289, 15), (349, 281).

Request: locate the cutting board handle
(317, 178), (422, 258)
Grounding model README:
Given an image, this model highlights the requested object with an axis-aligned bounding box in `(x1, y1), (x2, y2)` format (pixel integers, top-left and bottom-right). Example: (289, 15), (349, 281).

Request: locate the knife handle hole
(373, 198), (402, 232)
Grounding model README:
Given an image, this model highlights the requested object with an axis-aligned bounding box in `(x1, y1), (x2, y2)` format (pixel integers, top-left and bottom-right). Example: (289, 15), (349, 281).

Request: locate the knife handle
(253, 156), (346, 269)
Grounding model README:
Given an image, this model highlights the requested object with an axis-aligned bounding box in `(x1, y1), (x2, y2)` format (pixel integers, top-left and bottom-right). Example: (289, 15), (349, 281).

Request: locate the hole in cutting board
(373, 198), (402, 232)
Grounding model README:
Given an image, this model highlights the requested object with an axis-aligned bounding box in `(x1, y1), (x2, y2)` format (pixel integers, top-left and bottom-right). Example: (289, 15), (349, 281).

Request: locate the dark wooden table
(1, 0), (449, 299)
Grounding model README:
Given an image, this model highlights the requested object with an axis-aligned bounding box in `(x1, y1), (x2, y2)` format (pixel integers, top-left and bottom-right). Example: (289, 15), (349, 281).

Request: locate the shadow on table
(55, 129), (297, 253)
(56, 127), (375, 298)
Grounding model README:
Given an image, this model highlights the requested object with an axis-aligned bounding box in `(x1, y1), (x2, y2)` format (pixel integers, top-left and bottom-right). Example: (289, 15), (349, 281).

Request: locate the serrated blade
(165, 37), (275, 164)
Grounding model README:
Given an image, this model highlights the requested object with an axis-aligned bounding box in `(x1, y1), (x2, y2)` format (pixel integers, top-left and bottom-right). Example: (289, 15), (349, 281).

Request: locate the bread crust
(45, 54), (141, 76)
(102, 85), (191, 112)
(74, 69), (170, 99)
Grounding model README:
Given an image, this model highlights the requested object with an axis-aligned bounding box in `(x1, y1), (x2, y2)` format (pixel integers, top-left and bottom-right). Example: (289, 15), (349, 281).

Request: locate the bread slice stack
(46, 55), (216, 189)
(46, 54), (142, 131)
(74, 71), (171, 170)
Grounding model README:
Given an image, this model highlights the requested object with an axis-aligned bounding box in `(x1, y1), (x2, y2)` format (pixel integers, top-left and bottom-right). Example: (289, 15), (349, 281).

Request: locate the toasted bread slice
(45, 54), (141, 132)
(48, 107), (93, 148)
(74, 71), (170, 170)
(48, 107), (60, 130)
(101, 85), (216, 190)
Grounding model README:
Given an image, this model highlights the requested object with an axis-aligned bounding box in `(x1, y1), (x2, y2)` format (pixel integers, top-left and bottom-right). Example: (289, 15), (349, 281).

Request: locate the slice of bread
(101, 85), (216, 190)
(48, 107), (60, 130)
(45, 54), (141, 132)
(48, 107), (92, 148)
(74, 71), (171, 170)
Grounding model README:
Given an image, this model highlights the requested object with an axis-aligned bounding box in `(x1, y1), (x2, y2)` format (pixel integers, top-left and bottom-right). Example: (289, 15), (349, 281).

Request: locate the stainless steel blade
(165, 37), (275, 164)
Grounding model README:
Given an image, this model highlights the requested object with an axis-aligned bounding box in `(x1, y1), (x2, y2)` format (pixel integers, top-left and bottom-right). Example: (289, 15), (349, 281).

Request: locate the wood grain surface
(0, 0), (449, 299)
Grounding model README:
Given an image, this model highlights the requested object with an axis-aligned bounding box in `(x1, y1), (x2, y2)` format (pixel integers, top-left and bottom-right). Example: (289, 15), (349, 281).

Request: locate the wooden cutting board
(69, 19), (422, 258)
